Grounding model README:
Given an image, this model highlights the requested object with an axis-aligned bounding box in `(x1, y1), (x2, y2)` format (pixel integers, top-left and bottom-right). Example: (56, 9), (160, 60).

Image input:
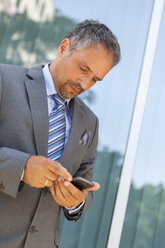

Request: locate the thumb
(85, 182), (100, 192)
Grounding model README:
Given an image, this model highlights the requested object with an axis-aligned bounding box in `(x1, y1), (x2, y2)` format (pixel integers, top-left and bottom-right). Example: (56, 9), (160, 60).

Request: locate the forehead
(69, 44), (114, 77)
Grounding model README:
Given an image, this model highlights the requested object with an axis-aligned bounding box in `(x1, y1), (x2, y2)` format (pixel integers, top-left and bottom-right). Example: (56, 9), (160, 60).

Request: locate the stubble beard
(59, 81), (84, 99)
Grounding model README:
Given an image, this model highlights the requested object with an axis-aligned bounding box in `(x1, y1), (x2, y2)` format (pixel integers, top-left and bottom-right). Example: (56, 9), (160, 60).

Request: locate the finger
(55, 183), (65, 198)
(50, 184), (56, 200)
(57, 176), (65, 183)
(43, 178), (53, 187)
(47, 159), (72, 181)
(54, 183), (72, 207)
(44, 170), (58, 181)
(63, 181), (87, 202)
(50, 184), (65, 205)
(58, 182), (80, 207)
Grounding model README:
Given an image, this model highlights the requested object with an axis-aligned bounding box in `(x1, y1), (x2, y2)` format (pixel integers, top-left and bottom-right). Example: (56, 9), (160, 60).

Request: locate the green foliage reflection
(120, 183), (165, 248)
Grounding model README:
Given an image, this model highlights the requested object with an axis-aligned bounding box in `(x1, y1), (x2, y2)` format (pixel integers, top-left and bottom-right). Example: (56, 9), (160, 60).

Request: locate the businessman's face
(50, 39), (114, 99)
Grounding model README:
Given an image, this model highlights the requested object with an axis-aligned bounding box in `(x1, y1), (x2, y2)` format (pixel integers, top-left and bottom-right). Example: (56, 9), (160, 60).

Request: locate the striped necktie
(47, 94), (66, 161)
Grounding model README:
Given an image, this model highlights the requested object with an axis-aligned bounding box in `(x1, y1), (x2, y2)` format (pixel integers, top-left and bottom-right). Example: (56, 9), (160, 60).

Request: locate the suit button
(30, 226), (38, 233)
(43, 187), (50, 195)
(0, 183), (4, 190)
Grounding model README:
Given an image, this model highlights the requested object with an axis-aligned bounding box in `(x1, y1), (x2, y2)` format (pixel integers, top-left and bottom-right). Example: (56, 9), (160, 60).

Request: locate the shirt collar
(42, 63), (70, 105)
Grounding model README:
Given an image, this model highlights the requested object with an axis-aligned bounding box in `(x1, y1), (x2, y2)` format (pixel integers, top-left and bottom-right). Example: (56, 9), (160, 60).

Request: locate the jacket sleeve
(0, 147), (31, 198)
(0, 71), (31, 198)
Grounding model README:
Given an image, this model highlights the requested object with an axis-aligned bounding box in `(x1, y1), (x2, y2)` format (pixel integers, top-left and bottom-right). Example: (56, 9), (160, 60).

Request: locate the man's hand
(50, 177), (100, 208)
(23, 155), (72, 188)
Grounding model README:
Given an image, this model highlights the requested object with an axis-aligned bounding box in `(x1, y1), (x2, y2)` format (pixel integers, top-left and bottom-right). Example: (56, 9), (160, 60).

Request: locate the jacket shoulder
(76, 96), (98, 122)
(0, 64), (28, 79)
(0, 63), (27, 71)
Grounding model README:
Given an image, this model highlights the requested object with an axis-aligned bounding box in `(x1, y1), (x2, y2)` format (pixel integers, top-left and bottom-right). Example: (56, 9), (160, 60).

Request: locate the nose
(78, 78), (90, 90)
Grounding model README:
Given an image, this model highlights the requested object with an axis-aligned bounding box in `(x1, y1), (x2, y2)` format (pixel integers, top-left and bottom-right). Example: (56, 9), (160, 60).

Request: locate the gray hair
(65, 19), (121, 66)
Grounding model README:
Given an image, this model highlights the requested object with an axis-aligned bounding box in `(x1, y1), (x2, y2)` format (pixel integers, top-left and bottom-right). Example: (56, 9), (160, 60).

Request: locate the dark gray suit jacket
(0, 64), (98, 248)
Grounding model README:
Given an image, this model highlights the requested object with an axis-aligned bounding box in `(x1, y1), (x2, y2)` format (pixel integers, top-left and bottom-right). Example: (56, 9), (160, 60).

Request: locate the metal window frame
(107, 0), (165, 247)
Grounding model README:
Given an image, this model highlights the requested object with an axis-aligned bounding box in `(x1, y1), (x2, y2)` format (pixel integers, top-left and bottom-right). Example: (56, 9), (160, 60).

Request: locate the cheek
(61, 69), (73, 82)
(65, 62), (78, 78)
(58, 60), (80, 83)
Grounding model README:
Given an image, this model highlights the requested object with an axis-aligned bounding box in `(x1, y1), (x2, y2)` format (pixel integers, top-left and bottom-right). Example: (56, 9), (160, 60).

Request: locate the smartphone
(72, 177), (94, 190)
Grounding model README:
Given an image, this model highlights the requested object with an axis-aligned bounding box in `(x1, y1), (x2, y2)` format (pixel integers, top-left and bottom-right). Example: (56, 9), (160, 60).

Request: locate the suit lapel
(59, 97), (86, 172)
(24, 66), (86, 170)
(24, 66), (49, 156)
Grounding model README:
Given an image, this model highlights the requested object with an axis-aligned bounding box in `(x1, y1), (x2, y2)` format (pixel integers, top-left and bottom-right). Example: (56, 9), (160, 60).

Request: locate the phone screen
(72, 177), (94, 190)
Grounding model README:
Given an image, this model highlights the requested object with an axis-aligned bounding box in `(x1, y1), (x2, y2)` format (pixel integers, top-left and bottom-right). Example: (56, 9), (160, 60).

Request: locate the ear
(58, 38), (70, 56)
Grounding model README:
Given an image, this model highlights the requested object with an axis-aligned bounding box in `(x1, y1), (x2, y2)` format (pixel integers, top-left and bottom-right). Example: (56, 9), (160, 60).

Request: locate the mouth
(70, 84), (80, 94)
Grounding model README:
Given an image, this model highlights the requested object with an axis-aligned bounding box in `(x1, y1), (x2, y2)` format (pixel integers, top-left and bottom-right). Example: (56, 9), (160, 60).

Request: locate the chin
(58, 89), (65, 99)
(59, 89), (72, 99)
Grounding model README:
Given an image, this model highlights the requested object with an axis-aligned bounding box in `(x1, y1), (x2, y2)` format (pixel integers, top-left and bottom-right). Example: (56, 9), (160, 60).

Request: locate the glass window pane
(120, 4), (165, 248)
(0, 0), (154, 247)
(53, 1), (154, 247)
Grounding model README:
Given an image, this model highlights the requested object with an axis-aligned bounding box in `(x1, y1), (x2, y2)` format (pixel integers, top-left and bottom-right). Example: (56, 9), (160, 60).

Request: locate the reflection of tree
(0, 9), (76, 65)
(0, 8), (95, 104)
(60, 148), (124, 248)
(120, 182), (165, 248)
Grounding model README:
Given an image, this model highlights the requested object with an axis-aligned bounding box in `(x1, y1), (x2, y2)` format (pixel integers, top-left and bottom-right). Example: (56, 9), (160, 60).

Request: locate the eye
(80, 66), (86, 72)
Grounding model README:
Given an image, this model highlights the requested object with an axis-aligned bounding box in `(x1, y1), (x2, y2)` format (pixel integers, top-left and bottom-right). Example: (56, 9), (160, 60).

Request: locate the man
(0, 20), (120, 248)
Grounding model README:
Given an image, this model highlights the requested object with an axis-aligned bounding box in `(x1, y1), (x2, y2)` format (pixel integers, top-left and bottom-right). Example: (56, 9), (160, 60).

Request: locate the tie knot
(51, 94), (65, 106)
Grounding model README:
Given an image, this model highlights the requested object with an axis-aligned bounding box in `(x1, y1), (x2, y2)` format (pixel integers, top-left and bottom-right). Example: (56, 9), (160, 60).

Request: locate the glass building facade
(0, 0), (164, 247)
